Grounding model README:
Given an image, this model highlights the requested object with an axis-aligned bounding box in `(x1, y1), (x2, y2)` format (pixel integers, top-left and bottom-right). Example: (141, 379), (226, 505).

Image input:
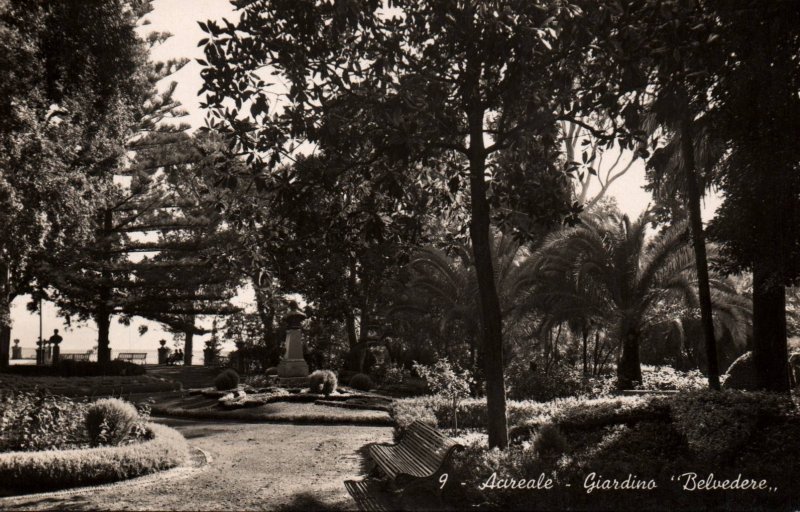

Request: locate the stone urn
(203, 341), (217, 367)
(157, 339), (170, 365)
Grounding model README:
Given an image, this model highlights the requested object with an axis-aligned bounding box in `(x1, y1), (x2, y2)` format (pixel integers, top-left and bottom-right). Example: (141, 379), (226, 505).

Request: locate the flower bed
(152, 394), (393, 425)
(0, 422), (188, 495)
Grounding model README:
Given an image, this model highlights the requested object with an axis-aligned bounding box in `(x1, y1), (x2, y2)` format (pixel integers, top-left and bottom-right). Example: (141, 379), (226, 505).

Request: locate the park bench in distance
(116, 352), (147, 365)
(60, 353), (91, 362)
(366, 421), (463, 494)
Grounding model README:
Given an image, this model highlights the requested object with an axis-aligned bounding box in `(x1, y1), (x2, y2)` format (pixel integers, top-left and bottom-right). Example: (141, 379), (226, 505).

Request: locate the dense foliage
(0, 392), (151, 452)
(444, 390), (799, 510)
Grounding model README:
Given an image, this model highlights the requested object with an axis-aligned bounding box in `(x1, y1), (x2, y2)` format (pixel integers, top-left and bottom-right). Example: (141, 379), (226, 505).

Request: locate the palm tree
(387, 231), (540, 369)
(645, 96), (727, 389)
(642, 275), (751, 370)
(533, 211), (738, 389)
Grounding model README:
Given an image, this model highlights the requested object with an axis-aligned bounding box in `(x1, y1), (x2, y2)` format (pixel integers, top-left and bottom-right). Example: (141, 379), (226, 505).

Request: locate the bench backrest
(117, 353), (147, 364)
(400, 421), (460, 462)
(61, 353), (90, 361)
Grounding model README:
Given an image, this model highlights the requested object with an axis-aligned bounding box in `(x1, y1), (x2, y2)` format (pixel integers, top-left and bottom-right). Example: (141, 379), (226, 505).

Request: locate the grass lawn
(0, 374), (180, 397)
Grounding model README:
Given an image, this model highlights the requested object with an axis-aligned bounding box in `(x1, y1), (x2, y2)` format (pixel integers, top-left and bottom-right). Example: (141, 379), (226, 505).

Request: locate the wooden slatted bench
(60, 353), (91, 362)
(366, 421), (462, 494)
(116, 352), (147, 365)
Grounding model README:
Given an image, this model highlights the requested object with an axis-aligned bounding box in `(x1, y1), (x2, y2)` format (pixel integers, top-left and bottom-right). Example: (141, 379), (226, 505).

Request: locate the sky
(9, 0), (721, 355)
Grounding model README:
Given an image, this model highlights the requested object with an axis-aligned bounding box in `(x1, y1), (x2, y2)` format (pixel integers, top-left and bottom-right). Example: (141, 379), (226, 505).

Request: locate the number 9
(439, 473), (449, 489)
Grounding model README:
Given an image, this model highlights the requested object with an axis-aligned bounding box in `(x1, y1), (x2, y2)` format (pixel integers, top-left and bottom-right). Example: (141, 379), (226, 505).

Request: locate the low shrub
(0, 391), (88, 452)
(637, 365), (706, 391)
(382, 363), (408, 385)
(392, 396), (566, 438)
(243, 374), (272, 388)
(349, 373), (374, 391)
(393, 398), (438, 437)
(2, 360), (146, 378)
(442, 390), (800, 511)
(214, 369), (240, 391)
(85, 398), (140, 446)
(265, 367), (278, 376)
(670, 389), (792, 458)
(413, 359), (473, 433)
(0, 375), (180, 396)
(531, 423), (567, 458)
(0, 422), (188, 493)
(552, 396), (668, 430)
(506, 358), (587, 401)
(309, 370), (338, 396)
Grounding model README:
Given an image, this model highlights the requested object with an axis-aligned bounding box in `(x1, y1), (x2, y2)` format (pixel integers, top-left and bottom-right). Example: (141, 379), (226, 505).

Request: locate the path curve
(4, 417), (394, 511)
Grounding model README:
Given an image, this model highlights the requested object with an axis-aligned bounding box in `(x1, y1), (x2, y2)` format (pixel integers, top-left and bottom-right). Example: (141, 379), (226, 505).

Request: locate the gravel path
(5, 417), (394, 511)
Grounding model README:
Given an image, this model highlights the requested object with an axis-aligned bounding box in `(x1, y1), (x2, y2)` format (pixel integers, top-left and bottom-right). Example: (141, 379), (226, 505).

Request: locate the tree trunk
(96, 309), (111, 363)
(582, 326), (589, 375)
(616, 320), (642, 390)
(752, 261), (790, 392)
(254, 286), (277, 363)
(345, 313), (358, 348)
(184, 327), (194, 366)
(680, 108), (720, 390)
(593, 331), (601, 375)
(0, 263), (10, 369)
(96, 209), (113, 364)
(553, 323), (562, 361)
(468, 123), (508, 449)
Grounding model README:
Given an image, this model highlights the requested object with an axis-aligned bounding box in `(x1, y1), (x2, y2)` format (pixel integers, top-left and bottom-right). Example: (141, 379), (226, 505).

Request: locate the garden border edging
(0, 422), (190, 496)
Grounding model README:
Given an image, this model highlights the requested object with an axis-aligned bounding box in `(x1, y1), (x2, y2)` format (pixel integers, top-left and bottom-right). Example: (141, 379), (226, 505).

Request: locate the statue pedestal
(277, 302), (310, 387)
(277, 358), (309, 377)
(277, 328), (309, 381)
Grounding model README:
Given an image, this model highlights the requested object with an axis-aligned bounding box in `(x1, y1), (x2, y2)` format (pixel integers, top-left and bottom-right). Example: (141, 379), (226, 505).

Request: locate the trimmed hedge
(0, 375), (180, 397)
(85, 398), (140, 446)
(0, 422), (188, 495)
(3, 360), (146, 377)
(349, 373), (374, 391)
(214, 369), (240, 391)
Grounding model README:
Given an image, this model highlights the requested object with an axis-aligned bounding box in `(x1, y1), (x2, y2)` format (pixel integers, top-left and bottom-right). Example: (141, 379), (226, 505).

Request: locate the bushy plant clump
(392, 396), (573, 438)
(214, 369), (240, 390)
(382, 363), (408, 385)
(349, 373), (374, 391)
(0, 391), (89, 452)
(637, 365), (706, 391)
(505, 358), (587, 401)
(309, 370), (338, 396)
(0, 392), (154, 453)
(413, 359), (473, 433)
(531, 423), (567, 458)
(85, 398), (142, 446)
(505, 361), (708, 402)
